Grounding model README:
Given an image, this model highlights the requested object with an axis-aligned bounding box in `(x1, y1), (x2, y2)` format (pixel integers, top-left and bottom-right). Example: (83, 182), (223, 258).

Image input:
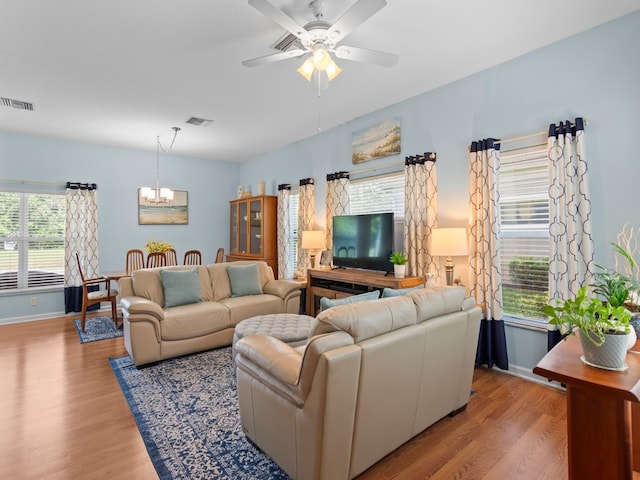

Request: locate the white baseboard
(0, 306), (115, 326)
(499, 363), (565, 391)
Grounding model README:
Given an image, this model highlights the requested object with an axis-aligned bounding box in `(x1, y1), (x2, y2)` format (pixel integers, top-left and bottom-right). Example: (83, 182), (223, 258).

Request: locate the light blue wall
(0, 133), (239, 320)
(1, 11), (639, 373)
(239, 11), (640, 374)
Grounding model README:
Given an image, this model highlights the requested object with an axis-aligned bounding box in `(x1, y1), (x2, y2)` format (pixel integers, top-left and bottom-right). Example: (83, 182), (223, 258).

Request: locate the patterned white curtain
(276, 184), (292, 280)
(325, 172), (350, 256)
(468, 140), (508, 370)
(547, 118), (594, 348)
(297, 178), (315, 274)
(403, 153), (438, 278)
(64, 182), (100, 313)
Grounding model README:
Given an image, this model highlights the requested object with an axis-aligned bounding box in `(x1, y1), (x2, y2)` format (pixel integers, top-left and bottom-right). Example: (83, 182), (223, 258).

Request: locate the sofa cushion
(131, 265), (213, 306)
(313, 296), (417, 342)
(408, 287), (466, 322)
(381, 285), (424, 297)
(160, 268), (203, 307)
(319, 290), (380, 312)
(227, 263), (263, 297)
(218, 294), (284, 326)
(161, 301), (231, 341)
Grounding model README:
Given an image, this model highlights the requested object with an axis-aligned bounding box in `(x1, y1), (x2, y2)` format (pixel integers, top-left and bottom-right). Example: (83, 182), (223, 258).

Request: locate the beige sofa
(235, 287), (482, 480)
(119, 261), (301, 367)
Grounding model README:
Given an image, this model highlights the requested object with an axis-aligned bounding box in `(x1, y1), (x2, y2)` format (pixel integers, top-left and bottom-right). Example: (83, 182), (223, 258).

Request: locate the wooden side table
(533, 335), (640, 479)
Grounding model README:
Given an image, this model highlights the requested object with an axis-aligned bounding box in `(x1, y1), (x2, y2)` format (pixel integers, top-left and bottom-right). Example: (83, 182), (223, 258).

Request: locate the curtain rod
(348, 159), (405, 176)
(495, 118), (589, 146)
(0, 178), (66, 187)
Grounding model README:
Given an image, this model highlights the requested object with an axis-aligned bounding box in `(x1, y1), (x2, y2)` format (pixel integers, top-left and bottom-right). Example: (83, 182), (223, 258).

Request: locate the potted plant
(389, 251), (408, 278)
(542, 285), (632, 370)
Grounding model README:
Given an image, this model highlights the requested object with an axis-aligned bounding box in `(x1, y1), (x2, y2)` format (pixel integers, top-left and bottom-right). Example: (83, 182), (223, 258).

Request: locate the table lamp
(301, 230), (325, 269)
(430, 227), (469, 286)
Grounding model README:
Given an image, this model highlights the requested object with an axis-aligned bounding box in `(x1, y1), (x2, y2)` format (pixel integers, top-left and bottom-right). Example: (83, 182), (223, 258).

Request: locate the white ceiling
(2, 0), (639, 162)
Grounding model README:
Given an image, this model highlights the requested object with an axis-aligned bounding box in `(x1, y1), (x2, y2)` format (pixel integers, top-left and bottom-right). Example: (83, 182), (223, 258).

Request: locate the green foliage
(503, 287), (548, 320)
(389, 251), (408, 265)
(508, 256), (548, 291)
(541, 286), (631, 346)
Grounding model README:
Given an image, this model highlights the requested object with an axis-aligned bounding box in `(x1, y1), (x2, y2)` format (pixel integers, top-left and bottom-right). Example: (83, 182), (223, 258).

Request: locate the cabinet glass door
(249, 199), (262, 255)
(239, 201), (248, 254)
(230, 203), (238, 253)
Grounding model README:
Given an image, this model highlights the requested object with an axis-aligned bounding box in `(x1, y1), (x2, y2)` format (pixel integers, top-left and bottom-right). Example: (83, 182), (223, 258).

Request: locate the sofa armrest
(263, 279), (302, 299)
(121, 296), (164, 322)
(235, 331), (355, 406)
(236, 335), (303, 386)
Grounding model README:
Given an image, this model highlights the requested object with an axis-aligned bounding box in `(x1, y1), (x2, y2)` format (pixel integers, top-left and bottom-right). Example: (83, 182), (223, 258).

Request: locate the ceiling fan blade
(328, 0), (387, 43)
(334, 45), (398, 67)
(242, 49), (305, 67)
(248, 0), (311, 43)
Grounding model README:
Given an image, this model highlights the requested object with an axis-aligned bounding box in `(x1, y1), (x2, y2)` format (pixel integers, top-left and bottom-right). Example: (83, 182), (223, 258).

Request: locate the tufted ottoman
(232, 313), (315, 361)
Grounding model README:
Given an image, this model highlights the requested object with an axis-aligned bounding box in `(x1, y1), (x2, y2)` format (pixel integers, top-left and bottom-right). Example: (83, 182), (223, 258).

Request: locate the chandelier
(141, 127), (180, 203)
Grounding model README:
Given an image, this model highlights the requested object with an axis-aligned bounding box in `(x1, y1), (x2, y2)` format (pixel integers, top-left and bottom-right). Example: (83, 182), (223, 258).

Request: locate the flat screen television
(332, 212), (394, 273)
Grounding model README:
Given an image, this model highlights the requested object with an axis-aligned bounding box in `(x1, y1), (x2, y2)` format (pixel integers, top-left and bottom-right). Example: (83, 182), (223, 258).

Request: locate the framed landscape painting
(138, 189), (188, 225)
(352, 117), (401, 164)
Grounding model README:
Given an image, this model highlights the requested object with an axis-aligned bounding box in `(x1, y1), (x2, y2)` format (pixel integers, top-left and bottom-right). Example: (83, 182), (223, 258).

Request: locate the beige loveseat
(119, 261), (301, 367)
(235, 287), (482, 480)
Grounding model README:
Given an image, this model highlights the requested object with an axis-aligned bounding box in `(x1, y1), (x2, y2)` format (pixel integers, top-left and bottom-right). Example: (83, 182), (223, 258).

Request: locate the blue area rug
(74, 316), (123, 343)
(109, 348), (289, 480)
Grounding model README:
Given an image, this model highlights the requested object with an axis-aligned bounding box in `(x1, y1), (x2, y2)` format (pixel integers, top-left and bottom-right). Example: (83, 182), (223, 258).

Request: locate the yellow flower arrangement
(144, 238), (174, 254)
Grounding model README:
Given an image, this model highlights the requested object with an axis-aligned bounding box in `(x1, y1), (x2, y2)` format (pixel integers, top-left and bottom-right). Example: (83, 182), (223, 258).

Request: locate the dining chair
(125, 249), (145, 274)
(215, 247), (225, 263)
(183, 249), (202, 265)
(75, 253), (118, 332)
(146, 251), (167, 268)
(166, 248), (178, 266)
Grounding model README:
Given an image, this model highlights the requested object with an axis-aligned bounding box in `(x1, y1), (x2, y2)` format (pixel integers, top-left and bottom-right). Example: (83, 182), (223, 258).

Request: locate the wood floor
(0, 314), (603, 479)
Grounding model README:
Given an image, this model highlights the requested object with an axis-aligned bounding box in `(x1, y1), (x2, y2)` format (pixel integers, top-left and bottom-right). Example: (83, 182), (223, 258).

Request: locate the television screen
(332, 213), (394, 273)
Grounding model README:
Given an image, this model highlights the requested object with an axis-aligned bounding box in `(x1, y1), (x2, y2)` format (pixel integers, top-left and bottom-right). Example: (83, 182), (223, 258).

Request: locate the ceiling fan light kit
(243, 0), (397, 90)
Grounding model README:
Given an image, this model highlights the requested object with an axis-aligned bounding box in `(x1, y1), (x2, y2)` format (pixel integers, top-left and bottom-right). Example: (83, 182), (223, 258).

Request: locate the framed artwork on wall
(138, 189), (189, 225)
(352, 117), (401, 164)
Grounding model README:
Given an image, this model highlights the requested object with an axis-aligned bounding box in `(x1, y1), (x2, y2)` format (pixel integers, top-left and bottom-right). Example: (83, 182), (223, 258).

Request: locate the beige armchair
(235, 288), (482, 480)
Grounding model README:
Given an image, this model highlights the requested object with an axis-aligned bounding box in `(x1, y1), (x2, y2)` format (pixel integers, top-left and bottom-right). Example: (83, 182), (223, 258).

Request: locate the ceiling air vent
(185, 117), (213, 127)
(271, 32), (298, 52)
(1, 97), (34, 111)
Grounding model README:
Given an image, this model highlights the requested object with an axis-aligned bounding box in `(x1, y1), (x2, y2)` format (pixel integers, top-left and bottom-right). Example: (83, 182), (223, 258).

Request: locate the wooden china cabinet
(227, 195), (278, 277)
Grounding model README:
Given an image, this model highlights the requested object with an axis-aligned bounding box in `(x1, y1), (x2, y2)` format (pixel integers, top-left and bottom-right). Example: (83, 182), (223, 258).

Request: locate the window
(289, 192), (299, 266)
(0, 191), (66, 291)
(350, 172), (405, 250)
(498, 145), (549, 322)
(349, 172), (404, 218)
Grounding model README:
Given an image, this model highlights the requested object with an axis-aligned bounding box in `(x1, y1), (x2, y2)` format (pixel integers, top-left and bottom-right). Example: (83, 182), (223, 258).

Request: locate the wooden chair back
(166, 248), (178, 266)
(146, 251), (167, 268)
(75, 253), (118, 332)
(183, 250), (202, 266)
(215, 247), (225, 264)
(125, 249), (145, 274)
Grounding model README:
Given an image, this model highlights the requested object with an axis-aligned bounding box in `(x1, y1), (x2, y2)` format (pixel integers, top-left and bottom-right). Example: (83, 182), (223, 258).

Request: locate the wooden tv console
(305, 268), (425, 316)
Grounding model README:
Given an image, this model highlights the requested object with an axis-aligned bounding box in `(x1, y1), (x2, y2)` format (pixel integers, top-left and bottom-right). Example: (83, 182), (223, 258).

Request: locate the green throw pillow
(381, 285), (425, 298)
(160, 268), (202, 308)
(226, 263), (263, 297)
(319, 290), (381, 312)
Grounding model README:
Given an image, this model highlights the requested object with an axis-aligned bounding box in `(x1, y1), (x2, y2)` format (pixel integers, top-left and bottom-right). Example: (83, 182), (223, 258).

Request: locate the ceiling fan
(242, 0), (398, 87)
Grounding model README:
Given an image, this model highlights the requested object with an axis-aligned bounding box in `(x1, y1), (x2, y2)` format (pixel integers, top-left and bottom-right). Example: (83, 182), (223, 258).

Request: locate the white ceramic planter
(579, 328), (631, 370)
(393, 264), (406, 279)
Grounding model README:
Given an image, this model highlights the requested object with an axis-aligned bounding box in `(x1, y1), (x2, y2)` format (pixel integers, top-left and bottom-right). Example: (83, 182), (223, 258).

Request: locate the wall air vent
(1, 97), (34, 110)
(185, 117), (213, 127)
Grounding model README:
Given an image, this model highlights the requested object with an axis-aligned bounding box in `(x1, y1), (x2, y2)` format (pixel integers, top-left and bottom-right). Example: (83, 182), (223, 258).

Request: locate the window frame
(0, 187), (66, 295)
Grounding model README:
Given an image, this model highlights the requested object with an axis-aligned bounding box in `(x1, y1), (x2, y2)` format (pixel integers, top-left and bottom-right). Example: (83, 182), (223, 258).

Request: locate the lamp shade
(301, 230), (325, 250)
(430, 228), (469, 257)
